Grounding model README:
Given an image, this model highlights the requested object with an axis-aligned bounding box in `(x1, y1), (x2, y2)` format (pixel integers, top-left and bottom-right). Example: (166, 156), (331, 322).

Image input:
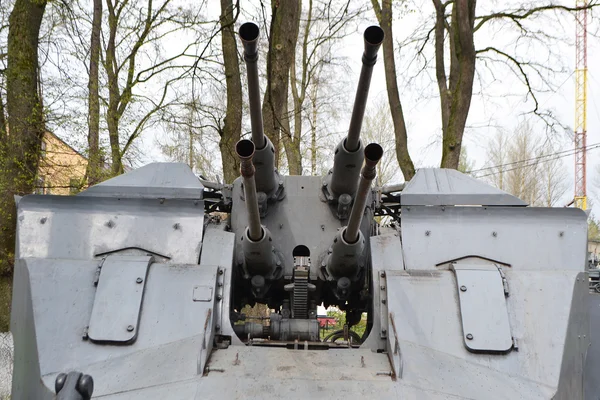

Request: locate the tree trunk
(105, 0), (123, 176)
(437, 0), (477, 169)
(0, 0), (47, 277)
(86, 0), (103, 185)
(219, 0), (242, 183)
(0, 92), (7, 142)
(371, 0), (415, 181)
(262, 0), (301, 169)
(281, 86), (302, 175)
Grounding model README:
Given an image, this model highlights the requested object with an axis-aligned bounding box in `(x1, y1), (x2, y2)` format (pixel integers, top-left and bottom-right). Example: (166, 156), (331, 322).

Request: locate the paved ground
(0, 332), (12, 399)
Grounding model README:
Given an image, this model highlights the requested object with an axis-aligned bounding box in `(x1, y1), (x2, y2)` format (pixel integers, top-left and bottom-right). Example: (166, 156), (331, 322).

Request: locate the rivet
(466, 333), (473, 340)
(127, 325), (135, 332)
(460, 285), (467, 292)
(159, 198), (165, 204)
(40, 217), (47, 224)
(136, 277), (143, 284)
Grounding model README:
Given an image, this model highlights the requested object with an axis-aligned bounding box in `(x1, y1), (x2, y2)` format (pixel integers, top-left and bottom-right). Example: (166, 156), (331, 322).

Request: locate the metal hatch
(451, 261), (513, 353)
(88, 255), (153, 343)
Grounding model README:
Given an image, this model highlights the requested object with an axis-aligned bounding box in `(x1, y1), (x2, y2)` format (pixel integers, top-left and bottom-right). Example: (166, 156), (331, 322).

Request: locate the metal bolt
(276, 261), (282, 267)
(217, 295), (222, 301)
(406, 207), (410, 211)
(466, 333), (473, 340)
(194, 200), (199, 205)
(136, 277), (143, 284)
(380, 286), (386, 291)
(381, 329), (387, 334)
(40, 217), (47, 224)
(218, 282), (223, 287)
(425, 230), (430, 236)
(279, 223), (283, 229)
(380, 271), (386, 278)
(173, 223), (180, 230)
(159, 198), (165, 204)
(559, 231), (564, 237)
(127, 325), (135, 332)
(381, 299), (386, 304)
(106, 220), (113, 228)
(216, 324), (221, 331)
(321, 225), (325, 231)
(218, 269), (224, 275)
(492, 231), (497, 237)
(460, 285), (467, 292)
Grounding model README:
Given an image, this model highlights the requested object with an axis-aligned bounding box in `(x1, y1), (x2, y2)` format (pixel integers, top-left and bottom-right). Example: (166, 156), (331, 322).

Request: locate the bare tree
(86, 0), (102, 184)
(285, 0), (363, 175)
(219, 0), (242, 183)
(362, 96), (399, 186)
(370, 0), (415, 180)
(480, 122), (568, 206)
(261, 0), (301, 169)
(103, 0), (208, 175)
(372, 1), (600, 177)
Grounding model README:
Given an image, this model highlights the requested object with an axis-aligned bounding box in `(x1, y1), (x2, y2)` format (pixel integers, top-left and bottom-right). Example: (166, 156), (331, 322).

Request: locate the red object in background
(317, 316), (337, 328)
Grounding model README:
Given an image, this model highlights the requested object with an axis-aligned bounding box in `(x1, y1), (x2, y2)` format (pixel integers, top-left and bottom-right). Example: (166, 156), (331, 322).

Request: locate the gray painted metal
(79, 162), (203, 199)
(16, 195), (204, 264)
(451, 262), (513, 353)
(88, 255), (153, 343)
(585, 292), (600, 399)
(400, 205), (587, 271)
(401, 168), (527, 206)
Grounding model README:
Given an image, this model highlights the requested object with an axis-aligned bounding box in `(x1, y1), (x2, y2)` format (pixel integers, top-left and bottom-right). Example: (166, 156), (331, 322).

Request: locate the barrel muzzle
(363, 26), (384, 64)
(240, 22), (259, 60)
(236, 139), (255, 178)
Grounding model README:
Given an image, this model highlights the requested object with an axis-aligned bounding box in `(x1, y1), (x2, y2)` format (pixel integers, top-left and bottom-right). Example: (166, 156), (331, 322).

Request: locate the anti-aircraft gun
(8, 22), (600, 400)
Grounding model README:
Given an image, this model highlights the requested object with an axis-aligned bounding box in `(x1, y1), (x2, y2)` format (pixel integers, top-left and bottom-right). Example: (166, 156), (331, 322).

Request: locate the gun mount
(9, 22), (597, 400)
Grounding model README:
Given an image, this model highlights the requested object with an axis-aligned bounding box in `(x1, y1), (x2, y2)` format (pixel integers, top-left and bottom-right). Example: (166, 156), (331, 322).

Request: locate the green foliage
(0, 277), (11, 331)
(324, 309), (367, 338)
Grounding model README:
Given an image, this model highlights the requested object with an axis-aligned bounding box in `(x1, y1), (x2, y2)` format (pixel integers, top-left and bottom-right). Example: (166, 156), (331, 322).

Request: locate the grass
(0, 278), (11, 332)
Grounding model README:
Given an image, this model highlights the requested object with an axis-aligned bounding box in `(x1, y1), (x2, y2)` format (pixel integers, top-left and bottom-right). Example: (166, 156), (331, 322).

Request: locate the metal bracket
(387, 313), (402, 379)
(451, 261), (513, 353)
(88, 255), (153, 344)
(379, 271), (388, 340)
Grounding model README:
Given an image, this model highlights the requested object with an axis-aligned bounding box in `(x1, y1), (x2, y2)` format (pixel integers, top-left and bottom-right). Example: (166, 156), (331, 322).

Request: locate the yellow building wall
(37, 132), (87, 195)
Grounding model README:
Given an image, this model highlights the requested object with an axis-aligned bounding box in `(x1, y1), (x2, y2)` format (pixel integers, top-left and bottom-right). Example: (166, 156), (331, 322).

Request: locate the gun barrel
(344, 143), (383, 243)
(345, 26), (384, 152)
(327, 26), (383, 200)
(239, 22), (278, 195)
(239, 23), (265, 149)
(236, 140), (263, 241)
